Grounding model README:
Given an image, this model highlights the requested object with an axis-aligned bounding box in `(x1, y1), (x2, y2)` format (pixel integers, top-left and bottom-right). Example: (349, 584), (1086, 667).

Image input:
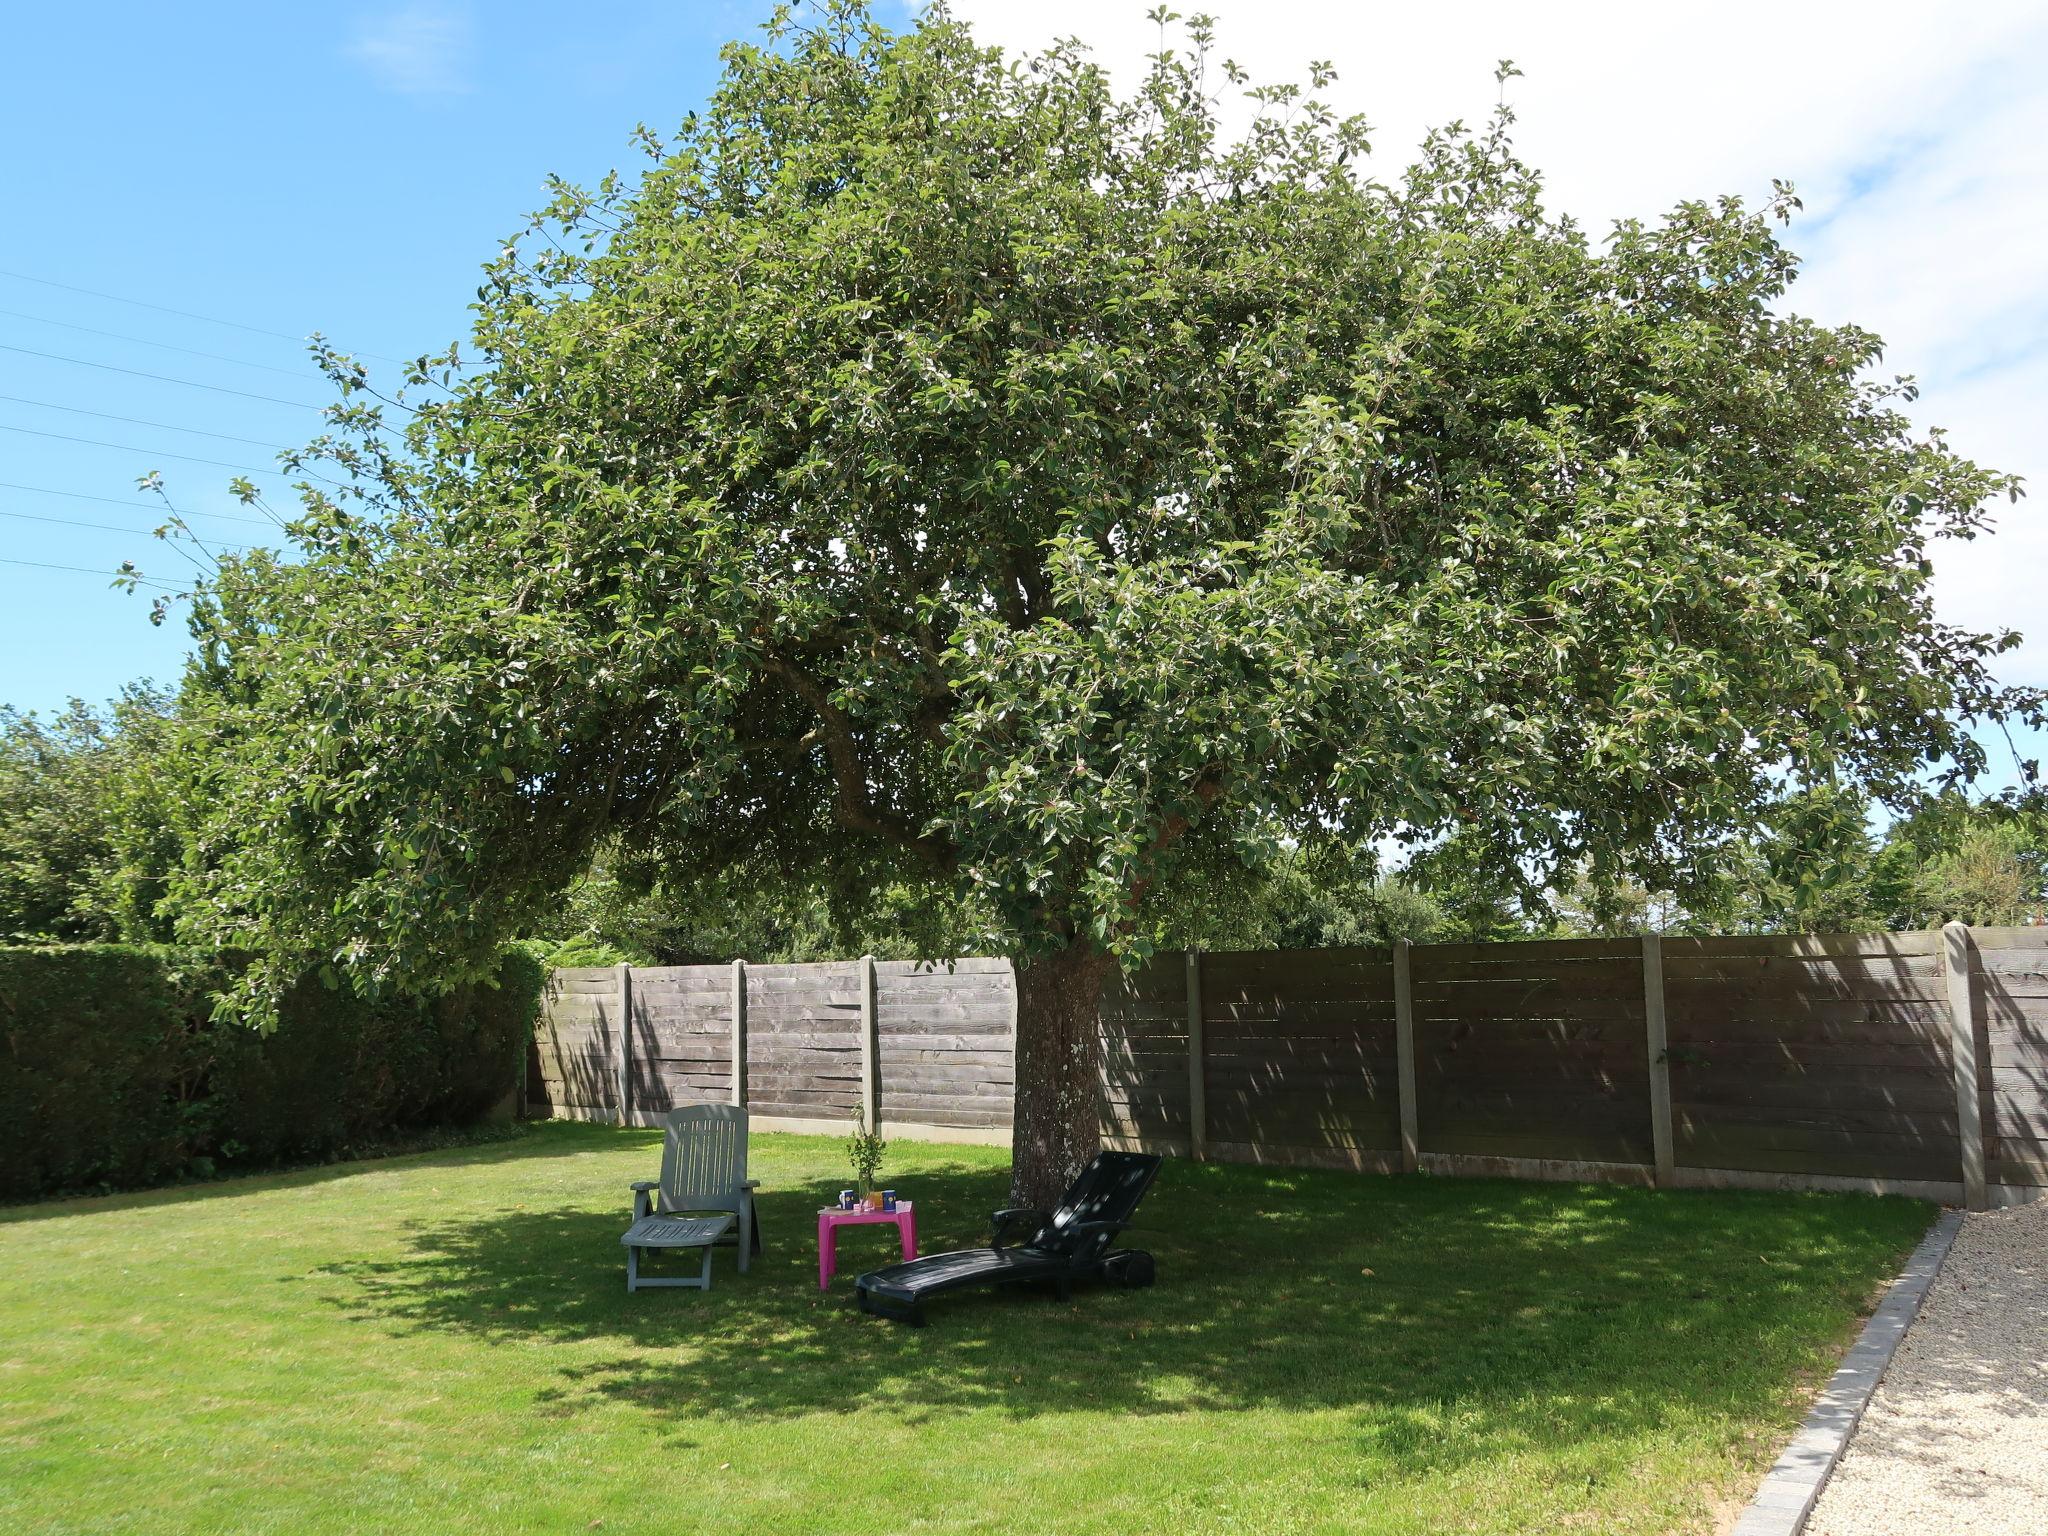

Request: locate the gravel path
(1805, 1197), (2048, 1536)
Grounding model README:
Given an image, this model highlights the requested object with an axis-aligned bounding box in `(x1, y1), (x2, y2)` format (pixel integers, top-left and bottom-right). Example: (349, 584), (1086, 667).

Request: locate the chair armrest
(630, 1180), (658, 1220)
(630, 1180), (659, 1192)
(739, 1179), (761, 1190)
(990, 1207), (1049, 1250)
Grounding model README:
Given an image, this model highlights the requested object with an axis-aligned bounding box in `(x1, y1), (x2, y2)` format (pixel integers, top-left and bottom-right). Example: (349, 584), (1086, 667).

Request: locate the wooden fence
(529, 956), (1015, 1143)
(528, 923), (2048, 1206)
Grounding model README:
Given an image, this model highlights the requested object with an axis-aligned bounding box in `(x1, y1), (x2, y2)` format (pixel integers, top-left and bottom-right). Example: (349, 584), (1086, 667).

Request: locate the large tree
(169, 3), (2036, 1203)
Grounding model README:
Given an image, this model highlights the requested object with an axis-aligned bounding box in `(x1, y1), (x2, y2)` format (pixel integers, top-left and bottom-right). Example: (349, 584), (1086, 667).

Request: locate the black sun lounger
(854, 1150), (1162, 1326)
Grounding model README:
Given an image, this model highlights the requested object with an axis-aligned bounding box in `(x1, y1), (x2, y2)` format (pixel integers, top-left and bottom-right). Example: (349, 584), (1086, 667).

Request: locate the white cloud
(953, 2), (2048, 687)
(347, 4), (475, 97)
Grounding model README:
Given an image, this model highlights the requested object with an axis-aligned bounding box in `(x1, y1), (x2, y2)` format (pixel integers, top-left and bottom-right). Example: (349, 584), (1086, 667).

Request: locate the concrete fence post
(1642, 934), (1674, 1186)
(730, 958), (747, 1108)
(616, 962), (633, 1127)
(859, 954), (880, 1133)
(1186, 950), (1206, 1161)
(1394, 939), (1419, 1174)
(1942, 921), (1987, 1211)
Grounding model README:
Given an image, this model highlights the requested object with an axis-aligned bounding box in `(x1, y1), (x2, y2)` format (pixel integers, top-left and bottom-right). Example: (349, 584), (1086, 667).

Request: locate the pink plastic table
(817, 1202), (917, 1290)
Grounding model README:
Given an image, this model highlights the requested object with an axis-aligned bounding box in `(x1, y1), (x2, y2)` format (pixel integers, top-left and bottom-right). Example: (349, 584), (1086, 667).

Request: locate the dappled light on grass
(319, 1132), (1911, 1432)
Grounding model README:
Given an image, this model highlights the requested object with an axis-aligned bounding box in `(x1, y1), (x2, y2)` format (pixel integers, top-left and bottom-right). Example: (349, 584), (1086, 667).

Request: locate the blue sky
(2, 1), (2042, 787)
(0, 1), (814, 707)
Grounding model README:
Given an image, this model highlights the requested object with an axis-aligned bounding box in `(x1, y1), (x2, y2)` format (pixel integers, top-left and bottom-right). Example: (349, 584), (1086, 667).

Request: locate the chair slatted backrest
(658, 1104), (750, 1215)
(1033, 1151), (1162, 1263)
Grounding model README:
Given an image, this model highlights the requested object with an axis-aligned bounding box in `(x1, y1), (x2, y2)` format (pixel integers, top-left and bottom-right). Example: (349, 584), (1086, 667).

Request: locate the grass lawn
(0, 1122), (1930, 1535)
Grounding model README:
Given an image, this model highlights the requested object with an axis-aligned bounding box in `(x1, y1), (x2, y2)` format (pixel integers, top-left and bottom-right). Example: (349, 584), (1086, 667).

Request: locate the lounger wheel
(1100, 1249), (1155, 1289)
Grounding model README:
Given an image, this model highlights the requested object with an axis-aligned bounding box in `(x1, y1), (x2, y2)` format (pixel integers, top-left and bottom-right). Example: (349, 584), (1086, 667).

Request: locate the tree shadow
(313, 1151), (1931, 1465)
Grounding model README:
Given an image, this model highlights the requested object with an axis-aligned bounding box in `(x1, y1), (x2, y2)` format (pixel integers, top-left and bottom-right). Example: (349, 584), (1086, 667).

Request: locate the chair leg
(626, 1246), (639, 1293)
(737, 1205), (752, 1275)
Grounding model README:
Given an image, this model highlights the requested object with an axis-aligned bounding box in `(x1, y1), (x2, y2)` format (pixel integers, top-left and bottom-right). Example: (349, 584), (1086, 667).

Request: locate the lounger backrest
(1033, 1150), (1162, 1263)
(657, 1104), (749, 1215)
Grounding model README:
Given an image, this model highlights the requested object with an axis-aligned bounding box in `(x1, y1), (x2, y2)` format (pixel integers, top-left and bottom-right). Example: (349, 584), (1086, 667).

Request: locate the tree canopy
(0, 686), (176, 945)
(159, 1), (2037, 1196)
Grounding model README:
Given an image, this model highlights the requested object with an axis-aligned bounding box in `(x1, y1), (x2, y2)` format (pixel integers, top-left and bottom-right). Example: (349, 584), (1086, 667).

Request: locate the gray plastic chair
(629, 1105), (761, 1273)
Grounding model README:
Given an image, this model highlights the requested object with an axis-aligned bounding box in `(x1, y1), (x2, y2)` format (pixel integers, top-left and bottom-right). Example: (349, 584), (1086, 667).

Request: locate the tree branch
(763, 656), (959, 873)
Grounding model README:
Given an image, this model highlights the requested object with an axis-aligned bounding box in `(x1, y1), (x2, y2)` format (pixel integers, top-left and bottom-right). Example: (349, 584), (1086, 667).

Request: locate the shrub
(0, 944), (544, 1202)
(0, 946), (200, 1196)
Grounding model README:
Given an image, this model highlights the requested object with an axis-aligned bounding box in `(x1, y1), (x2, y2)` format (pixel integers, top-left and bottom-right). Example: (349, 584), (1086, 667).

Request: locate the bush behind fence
(533, 927), (2048, 1205)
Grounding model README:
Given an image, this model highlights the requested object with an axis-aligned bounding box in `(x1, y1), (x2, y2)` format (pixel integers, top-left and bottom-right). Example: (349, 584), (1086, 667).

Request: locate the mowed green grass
(0, 1122), (1930, 1535)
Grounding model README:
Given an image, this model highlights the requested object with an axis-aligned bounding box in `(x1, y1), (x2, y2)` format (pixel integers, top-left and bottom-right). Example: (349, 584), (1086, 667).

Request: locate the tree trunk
(1009, 940), (1116, 1210)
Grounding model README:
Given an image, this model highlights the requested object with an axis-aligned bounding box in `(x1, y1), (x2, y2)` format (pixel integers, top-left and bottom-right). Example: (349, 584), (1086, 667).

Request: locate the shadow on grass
(0, 1120), (611, 1226)
(315, 1148), (1934, 1449)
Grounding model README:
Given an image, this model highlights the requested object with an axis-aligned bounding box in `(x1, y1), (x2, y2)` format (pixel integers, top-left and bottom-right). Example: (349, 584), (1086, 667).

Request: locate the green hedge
(0, 945), (544, 1202)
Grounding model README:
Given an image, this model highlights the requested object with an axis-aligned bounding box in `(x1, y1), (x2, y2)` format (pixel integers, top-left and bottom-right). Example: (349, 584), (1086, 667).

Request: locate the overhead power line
(0, 425), (363, 502)
(0, 554), (182, 591)
(0, 342), (325, 410)
(0, 421), (289, 475)
(0, 505), (260, 545)
(0, 393), (293, 450)
(0, 481), (276, 526)
(0, 307), (317, 379)
(0, 265), (415, 367)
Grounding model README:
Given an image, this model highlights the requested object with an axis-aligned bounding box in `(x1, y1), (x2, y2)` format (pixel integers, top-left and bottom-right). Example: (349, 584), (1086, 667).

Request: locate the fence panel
(742, 962), (863, 1124)
(1409, 939), (1652, 1166)
(1201, 947), (1400, 1170)
(626, 964), (735, 1115)
(1975, 927), (2048, 1189)
(528, 967), (620, 1118)
(874, 958), (1014, 1132)
(1097, 953), (1191, 1152)
(1663, 931), (1957, 1184)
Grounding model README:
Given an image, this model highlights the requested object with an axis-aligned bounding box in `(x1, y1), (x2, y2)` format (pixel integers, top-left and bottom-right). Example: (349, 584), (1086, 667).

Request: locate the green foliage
(162, 1), (2034, 1023)
(537, 838), (992, 964)
(537, 834), (1493, 960)
(0, 686), (179, 944)
(0, 945), (543, 1201)
(537, 835), (1468, 960)
(0, 945), (199, 1196)
(844, 1110), (886, 1193)
(1537, 786), (2048, 936)
(204, 948), (541, 1170)
(511, 933), (647, 970)
(1913, 824), (2041, 925)
(1155, 845), (1459, 948)
(1884, 790), (2048, 926)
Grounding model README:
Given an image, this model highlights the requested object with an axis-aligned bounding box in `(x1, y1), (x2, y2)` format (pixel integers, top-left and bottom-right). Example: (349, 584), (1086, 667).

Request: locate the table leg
(818, 1213), (834, 1291)
(900, 1208), (917, 1261)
